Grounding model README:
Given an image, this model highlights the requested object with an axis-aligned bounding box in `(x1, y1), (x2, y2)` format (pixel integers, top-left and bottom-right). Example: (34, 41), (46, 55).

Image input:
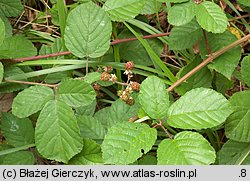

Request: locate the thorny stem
(153, 121), (173, 139)
(202, 30), (212, 55)
(4, 33), (250, 94)
(11, 51), (71, 62)
(9, 32), (170, 63)
(111, 32), (170, 45)
(126, 74), (133, 84)
(53, 86), (59, 96)
(228, 13), (250, 21)
(86, 55), (89, 74)
(167, 33), (250, 92)
(4, 79), (58, 88)
(115, 81), (129, 87)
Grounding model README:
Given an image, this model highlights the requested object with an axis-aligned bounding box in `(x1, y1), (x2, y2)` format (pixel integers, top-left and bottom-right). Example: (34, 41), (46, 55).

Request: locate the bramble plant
(0, 0), (250, 165)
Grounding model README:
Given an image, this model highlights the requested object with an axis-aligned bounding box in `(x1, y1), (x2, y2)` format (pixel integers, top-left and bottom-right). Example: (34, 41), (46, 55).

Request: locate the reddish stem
(167, 33), (250, 92)
(111, 32), (170, 45)
(4, 79), (58, 88)
(9, 32), (170, 63)
(202, 30), (212, 55)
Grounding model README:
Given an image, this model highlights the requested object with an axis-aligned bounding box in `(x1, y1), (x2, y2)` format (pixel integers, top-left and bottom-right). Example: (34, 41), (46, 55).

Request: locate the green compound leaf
(225, 90), (250, 142)
(0, 17), (5, 45)
(157, 131), (216, 165)
(1, 113), (34, 147)
(0, 0), (23, 17)
(95, 98), (140, 130)
(139, 76), (169, 120)
(167, 88), (233, 129)
(35, 100), (83, 163)
(196, 1), (228, 33)
(76, 115), (106, 139)
(84, 72), (101, 84)
(241, 55), (250, 87)
(218, 139), (250, 165)
(0, 36), (37, 59)
(103, 0), (145, 21)
(168, 0), (195, 26)
(58, 79), (96, 108)
(0, 62), (3, 83)
(168, 19), (203, 50)
(69, 139), (103, 165)
(65, 2), (112, 58)
(199, 31), (241, 79)
(0, 151), (35, 165)
(75, 100), (96, 117)
(102, 122), (157, 165)
(12, 86), (54, 118)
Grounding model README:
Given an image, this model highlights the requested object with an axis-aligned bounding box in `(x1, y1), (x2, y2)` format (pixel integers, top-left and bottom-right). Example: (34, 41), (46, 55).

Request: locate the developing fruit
(125, 86), (132, 94)
(125, 61), (135, 70)
(130, 82), (140, 92)
(104, 66), (113, 73)
(117, 90), (123, 96)
(120, 92), (130, 102)
(126, 97), (135, 106)
(101, 72), (111, 81)
(93, 83), (101, 91)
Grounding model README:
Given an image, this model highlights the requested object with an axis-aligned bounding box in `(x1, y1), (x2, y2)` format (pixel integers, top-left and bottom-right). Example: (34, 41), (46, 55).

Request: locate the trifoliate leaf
(95, 98), (140, 130)
(75, 100), (97, 117)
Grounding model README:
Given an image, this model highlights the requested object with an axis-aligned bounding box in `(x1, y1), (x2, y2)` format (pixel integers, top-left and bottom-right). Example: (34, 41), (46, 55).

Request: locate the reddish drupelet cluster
(100, 61), (140, 105)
